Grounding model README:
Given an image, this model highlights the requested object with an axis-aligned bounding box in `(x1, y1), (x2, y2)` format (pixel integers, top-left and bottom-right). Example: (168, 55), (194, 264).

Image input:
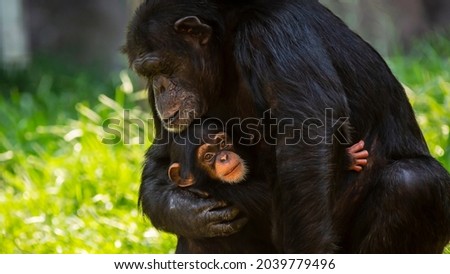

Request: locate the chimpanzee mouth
(164, 110), (180, 125)
(162, 110), (195, 133)
(161, 104), (203, 133)
(224, 163), (241, 177)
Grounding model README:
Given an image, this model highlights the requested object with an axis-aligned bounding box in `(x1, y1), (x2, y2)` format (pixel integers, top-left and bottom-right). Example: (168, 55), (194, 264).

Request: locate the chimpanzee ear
(168, 163), (195, 188)
(168, 163), (182, 183)
(174, 16), (212, 46)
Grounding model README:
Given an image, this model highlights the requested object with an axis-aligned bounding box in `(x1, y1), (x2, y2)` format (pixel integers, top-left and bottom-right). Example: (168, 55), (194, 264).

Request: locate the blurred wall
(320, 0), (450, 53)
(23, 0), (130, 71)
(0, 0), (29, 68)
(1, 0), (449, 71)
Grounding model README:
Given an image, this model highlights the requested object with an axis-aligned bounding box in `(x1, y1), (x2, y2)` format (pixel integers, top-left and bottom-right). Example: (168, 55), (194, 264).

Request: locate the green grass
(0, 68), (176, 253)
(388, 34), (450, 169)
(0, 35), (449, 254)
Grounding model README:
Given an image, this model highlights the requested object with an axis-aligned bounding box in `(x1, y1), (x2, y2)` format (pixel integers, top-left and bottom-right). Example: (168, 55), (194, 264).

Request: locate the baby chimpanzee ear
(168, 163), (196, 187)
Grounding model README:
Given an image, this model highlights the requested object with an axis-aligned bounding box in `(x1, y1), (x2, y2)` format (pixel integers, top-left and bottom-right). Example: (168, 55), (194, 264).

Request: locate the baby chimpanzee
(169, 126), (368, 187)
(169, 131), (248, 187)
(167, 120), (368, 253)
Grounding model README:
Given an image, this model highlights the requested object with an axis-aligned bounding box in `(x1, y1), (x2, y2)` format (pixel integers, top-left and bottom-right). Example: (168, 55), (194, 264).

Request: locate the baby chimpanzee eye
(204, 152), (215, 162)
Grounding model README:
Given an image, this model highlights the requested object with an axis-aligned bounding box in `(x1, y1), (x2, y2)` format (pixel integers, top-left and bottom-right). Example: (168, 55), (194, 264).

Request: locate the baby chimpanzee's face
(168, 132), (248, 187)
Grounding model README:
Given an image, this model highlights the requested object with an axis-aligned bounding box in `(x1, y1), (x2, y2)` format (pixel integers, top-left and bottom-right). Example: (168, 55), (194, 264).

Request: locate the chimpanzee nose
(153, 76), (170, 95)
(220, 153), (228, 163)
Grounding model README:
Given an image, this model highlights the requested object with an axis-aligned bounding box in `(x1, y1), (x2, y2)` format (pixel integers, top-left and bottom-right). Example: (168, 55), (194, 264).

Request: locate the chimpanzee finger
(353, 150), (369, 160)
(201, 199), (229, 212)
(355, 159), (368, 166)
(346, 140), (365, 153)
(209, 217), (249, 237)
(207, 206), (241, 223)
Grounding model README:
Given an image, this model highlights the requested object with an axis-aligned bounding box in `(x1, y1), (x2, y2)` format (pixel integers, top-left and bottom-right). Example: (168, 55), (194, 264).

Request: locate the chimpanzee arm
(140, 143), (248, 239)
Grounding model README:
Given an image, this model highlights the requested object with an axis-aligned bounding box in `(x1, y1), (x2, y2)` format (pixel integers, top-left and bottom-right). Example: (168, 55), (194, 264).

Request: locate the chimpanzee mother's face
(123, 4), (222, 133)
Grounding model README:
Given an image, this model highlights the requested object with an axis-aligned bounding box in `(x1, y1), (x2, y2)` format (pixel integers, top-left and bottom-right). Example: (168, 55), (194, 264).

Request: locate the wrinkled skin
(123, 8), (221, 133)
(158, 190), (248, 239)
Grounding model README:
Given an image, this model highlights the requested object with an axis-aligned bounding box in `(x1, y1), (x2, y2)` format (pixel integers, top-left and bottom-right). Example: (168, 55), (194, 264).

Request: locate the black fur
(128, 0), (450, 253)
(224, 0), (450, 253)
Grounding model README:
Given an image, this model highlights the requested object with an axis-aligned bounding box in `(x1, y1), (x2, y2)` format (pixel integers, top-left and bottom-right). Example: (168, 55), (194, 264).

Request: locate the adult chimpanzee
(164, 119), (368, 253)
(124, 0), (450, 253)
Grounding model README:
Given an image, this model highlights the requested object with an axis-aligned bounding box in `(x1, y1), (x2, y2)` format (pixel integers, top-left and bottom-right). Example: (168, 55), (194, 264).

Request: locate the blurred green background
(0, 0), (449, 254)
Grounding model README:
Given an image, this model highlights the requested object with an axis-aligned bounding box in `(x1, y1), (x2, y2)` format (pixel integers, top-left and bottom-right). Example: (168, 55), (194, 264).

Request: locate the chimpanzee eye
(133, 55), (160, 77)
(204, 152), (215, 162)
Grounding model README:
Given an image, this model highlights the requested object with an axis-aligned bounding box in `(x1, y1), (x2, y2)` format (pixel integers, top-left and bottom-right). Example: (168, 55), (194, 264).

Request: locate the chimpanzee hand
(142, 180), (249, 239)
(140, 138), (248, 240)
(161, 189), (248, 239)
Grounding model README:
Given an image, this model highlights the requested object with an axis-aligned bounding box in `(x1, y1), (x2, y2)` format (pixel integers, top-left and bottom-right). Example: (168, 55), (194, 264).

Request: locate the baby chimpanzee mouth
(224, 163), (241, 177)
